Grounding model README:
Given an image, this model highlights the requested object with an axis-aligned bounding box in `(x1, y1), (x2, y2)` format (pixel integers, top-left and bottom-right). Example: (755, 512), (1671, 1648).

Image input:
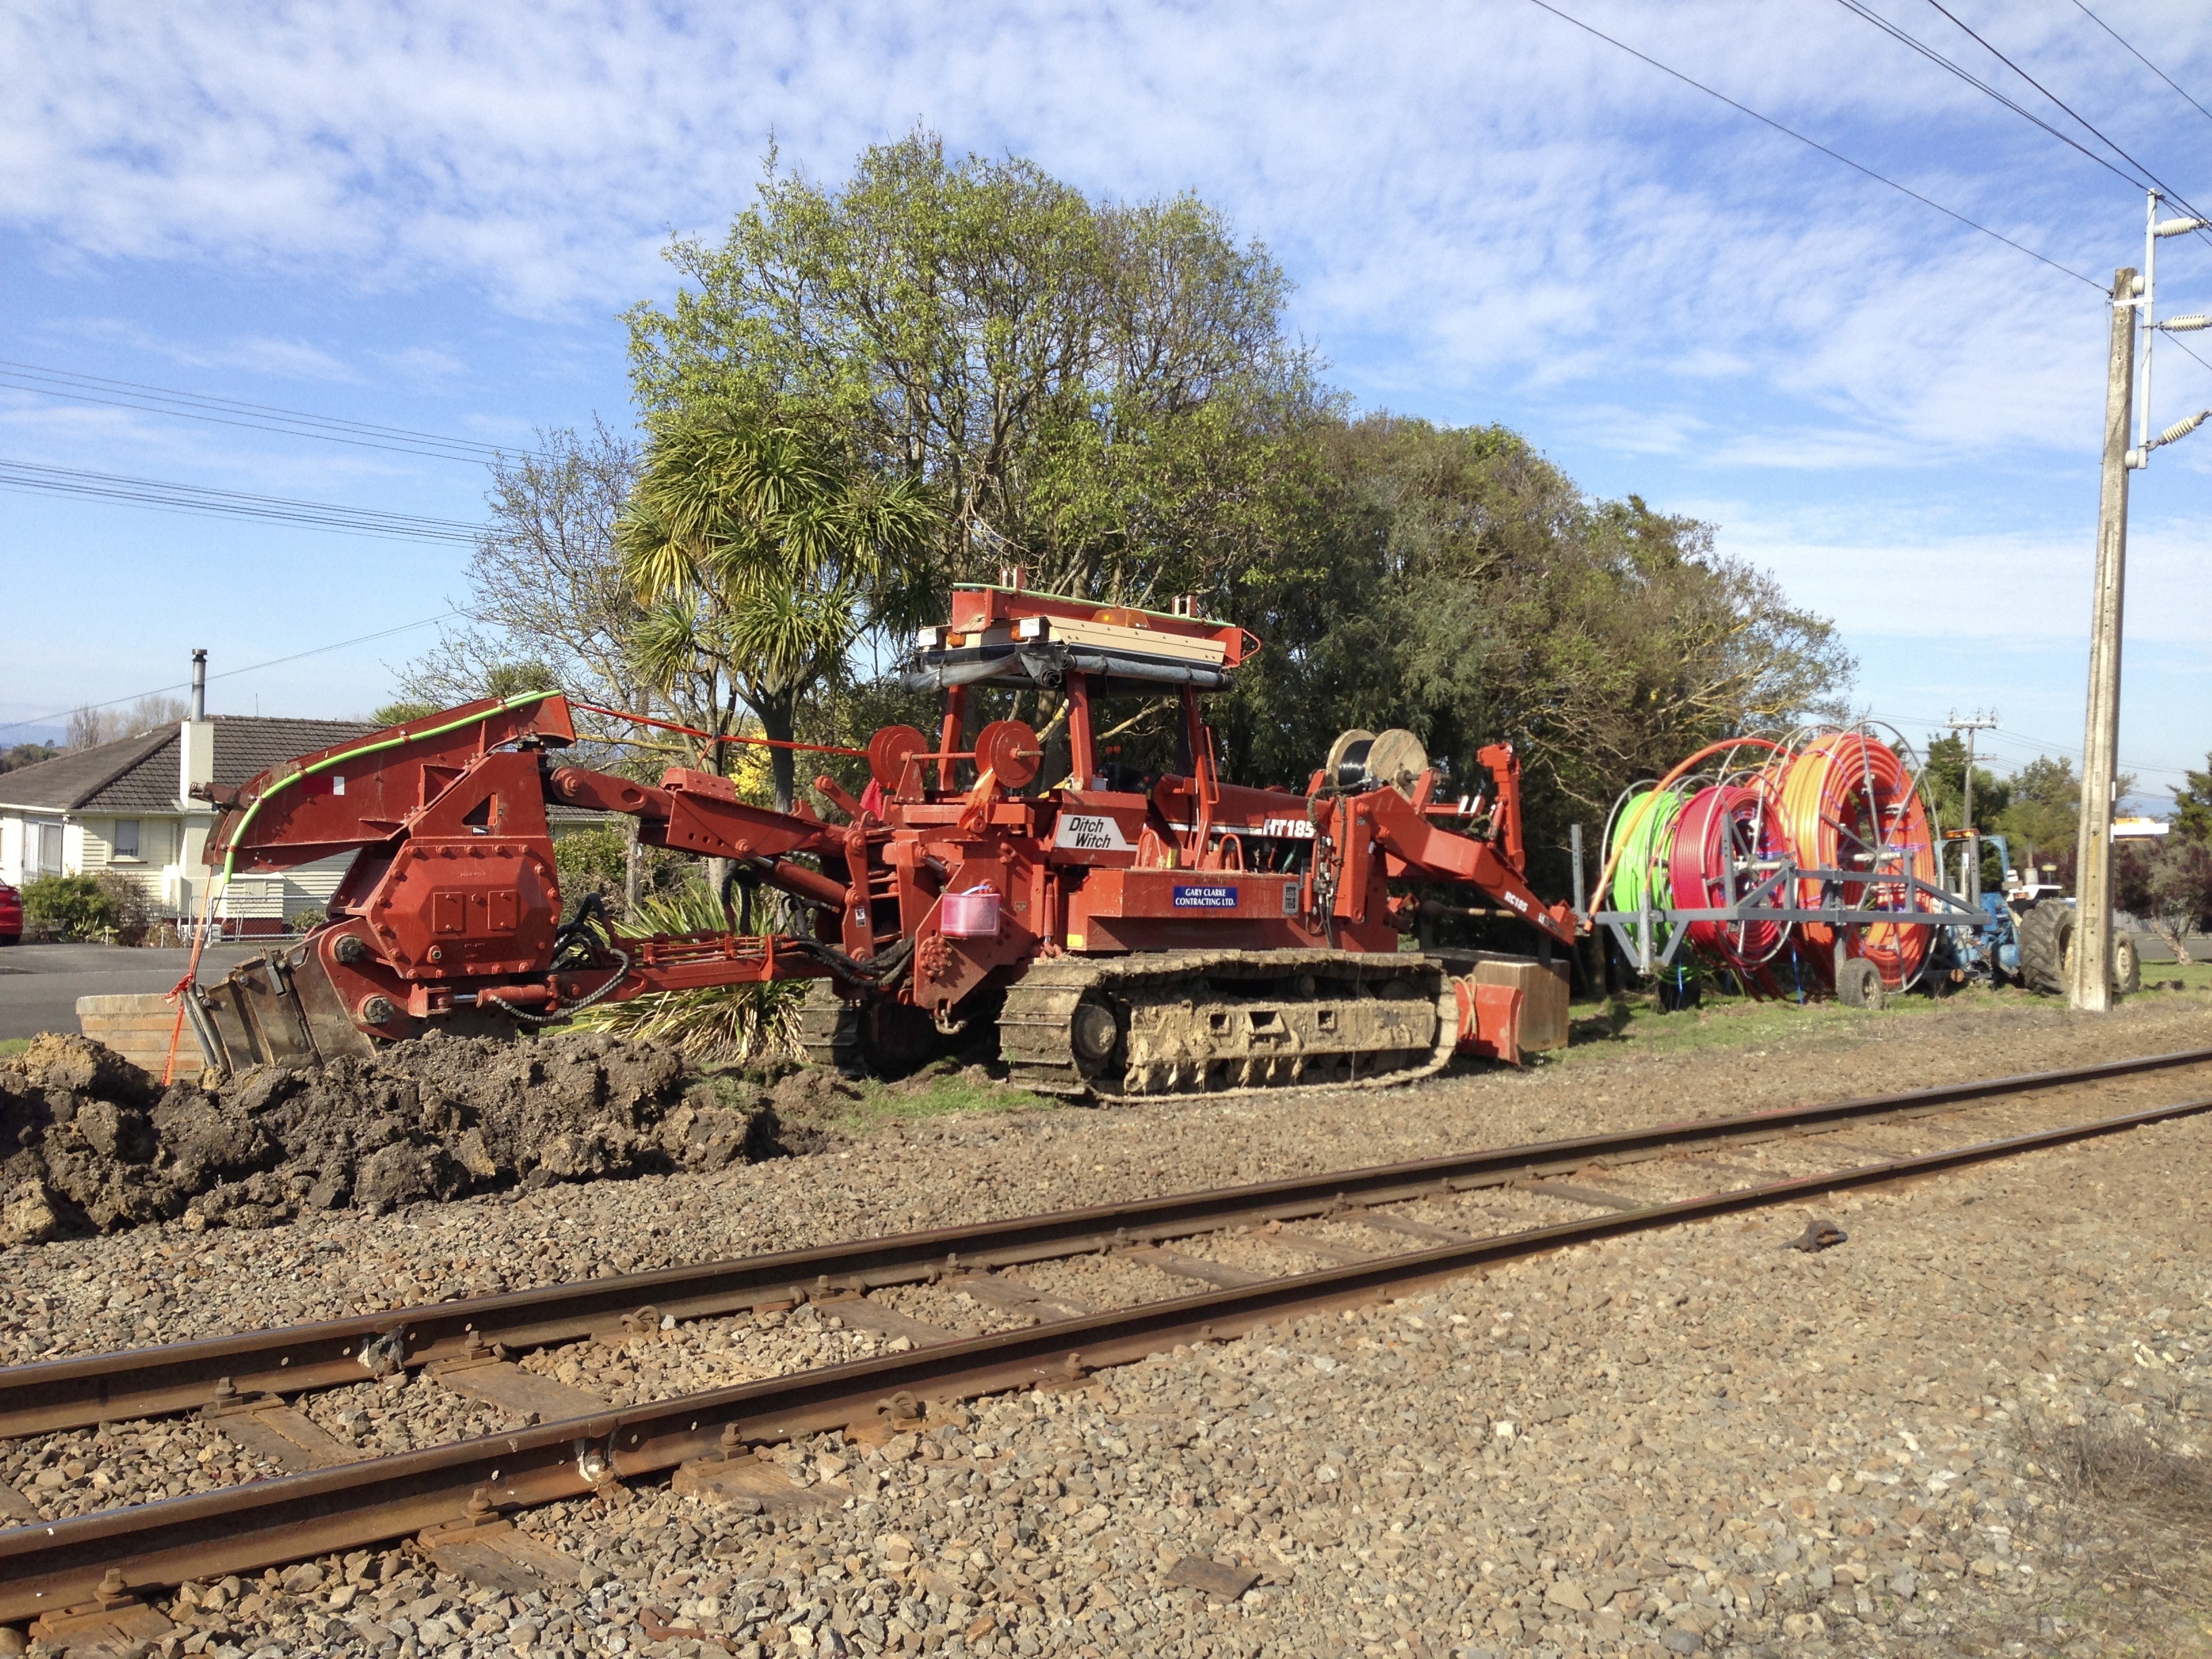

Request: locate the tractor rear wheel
(2114, 933), (2142, 994)
(2015, 902), (2072, 996)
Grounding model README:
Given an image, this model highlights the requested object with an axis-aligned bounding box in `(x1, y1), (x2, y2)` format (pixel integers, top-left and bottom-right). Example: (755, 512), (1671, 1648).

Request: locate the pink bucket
(940, 885), (1002, 938)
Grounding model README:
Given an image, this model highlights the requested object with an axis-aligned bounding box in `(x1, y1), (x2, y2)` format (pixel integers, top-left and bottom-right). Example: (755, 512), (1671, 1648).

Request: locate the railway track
(3, 1045), (2210, 1641)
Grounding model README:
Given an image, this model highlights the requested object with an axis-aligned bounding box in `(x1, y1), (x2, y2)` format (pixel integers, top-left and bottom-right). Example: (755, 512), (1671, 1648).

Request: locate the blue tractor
(1929, 832), (2139, 995)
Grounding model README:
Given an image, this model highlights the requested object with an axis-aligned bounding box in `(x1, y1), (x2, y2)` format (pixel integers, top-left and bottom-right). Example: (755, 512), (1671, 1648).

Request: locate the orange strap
(160, 876), (220, 1086)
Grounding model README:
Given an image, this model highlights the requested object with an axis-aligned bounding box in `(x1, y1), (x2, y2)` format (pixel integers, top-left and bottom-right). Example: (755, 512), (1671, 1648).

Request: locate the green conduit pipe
(218, 691), (559, 885)
(1608, 786), (1687, 962)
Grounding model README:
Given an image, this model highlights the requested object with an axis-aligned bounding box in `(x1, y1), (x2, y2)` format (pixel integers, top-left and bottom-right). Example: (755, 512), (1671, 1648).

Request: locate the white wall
(213, 851), (355, 922)
(79, 817), (174, 904)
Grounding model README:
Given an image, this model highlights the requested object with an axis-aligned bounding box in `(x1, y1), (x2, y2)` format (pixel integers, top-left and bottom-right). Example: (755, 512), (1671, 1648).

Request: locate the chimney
(180, 649), (216, 808)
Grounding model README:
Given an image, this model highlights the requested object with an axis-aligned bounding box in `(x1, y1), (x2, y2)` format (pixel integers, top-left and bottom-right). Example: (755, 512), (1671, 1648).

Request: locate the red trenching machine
(188, 581), (1578, 1097)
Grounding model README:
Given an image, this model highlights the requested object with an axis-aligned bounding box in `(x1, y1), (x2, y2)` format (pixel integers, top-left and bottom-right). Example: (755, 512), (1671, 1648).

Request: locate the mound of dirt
(0, 1029), (786, 1243)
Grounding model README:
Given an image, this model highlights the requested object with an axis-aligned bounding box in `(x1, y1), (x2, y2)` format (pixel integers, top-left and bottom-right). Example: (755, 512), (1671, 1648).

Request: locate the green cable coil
(1608, 786), (1687, 960)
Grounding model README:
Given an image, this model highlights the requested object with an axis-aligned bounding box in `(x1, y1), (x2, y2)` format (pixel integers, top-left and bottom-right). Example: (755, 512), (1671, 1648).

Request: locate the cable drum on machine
(1323, 728), (1431, 798)
(1667, 781), (1793, 980)
(1766, 728), (1940, 992)
(1603, 783), (1689, 968)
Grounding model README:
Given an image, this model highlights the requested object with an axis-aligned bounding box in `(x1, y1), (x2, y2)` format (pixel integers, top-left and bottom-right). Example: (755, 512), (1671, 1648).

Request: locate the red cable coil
(1667, 782), (1790, 976)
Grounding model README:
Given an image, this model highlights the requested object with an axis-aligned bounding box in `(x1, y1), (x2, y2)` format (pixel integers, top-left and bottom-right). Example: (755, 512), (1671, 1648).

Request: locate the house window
(33, 822), (63, 876)
(112, 819), (140, 859)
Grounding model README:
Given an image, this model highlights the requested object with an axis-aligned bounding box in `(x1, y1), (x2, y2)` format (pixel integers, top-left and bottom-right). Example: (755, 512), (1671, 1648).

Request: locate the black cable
(553, 893), (614, 965)
(1832, 0), (2148, 192)
(1918, 0), (2212, 258)
(0, 359), (526, 465)
(783, 931), (914, 991)
(0, 609), (462, 735)
(0, 459), (485, 542)
(1517, 0), (2104, 289)
(2068, 0), (2212, 130)
(2163, 332), (2212, 384)
(1924, 0), (2204, 211)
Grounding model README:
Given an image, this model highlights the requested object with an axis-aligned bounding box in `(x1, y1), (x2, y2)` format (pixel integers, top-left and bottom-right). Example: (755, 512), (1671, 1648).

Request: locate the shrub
(554, 826), (629, 897)
(552, 825), (684, 921)
(22, 874), (114, 941)
(93, 870), (157, 945)
(290, 906), (329, 935)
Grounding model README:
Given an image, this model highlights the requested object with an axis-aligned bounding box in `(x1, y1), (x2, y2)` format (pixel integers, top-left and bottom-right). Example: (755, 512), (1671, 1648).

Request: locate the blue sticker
(1172, 884), (1240, 909)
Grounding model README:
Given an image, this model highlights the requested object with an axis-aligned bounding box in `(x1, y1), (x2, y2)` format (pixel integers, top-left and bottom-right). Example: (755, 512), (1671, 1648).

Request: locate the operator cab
(886, 573), (1298, 876)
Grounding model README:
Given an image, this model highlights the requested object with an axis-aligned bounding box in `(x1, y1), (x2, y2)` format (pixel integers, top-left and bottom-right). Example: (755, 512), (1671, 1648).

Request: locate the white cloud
(7, 0), (2212, 622)
(9, 1), (2211, 454)
(1702, 494), (2212, 645)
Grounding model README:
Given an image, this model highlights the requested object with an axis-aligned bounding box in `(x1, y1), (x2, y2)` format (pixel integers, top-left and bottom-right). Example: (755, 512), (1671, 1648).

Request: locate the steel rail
(3, 1090), (2207, 1624)
(3, 1045), (2207, 1440)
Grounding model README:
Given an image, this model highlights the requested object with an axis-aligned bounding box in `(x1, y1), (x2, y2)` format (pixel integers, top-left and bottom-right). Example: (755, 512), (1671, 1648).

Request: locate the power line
(1516, 0), (2104, 289)
(0, 611), (465, 736)
(1926, 0), (2194, 197)
(0, 359), (525, 466)
(1832, 0), (2147, 192)
(1919, 0), (2212, 245)
(0, 459), (485, 544)
(2068, 0), (2212, 130)
(1864, 710), (2197, 781)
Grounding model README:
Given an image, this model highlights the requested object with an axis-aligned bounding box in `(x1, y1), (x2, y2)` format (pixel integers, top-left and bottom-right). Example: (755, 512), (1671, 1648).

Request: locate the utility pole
(2071, 194), (2212, 1011)
(2070, 267), (2137, 1014)
(1946, 710), (1997, 904)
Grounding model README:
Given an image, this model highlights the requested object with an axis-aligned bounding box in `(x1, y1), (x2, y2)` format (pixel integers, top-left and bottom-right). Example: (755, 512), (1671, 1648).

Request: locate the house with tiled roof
(2, 656), (617, 933)
(0, 714), (375, 928)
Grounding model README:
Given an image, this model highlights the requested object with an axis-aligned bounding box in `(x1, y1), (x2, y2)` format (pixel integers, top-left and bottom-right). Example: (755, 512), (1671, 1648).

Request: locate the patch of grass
(1551, 977), (2057, 1065)
(0, 1037), (30, 1059)
(2139, 956), (2212, 993)
(832, 1061), (1058, 1130)
(2043, 1422), (2212, 1528)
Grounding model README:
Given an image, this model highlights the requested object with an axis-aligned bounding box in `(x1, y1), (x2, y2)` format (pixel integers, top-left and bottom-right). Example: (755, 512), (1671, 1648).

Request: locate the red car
(0, 880), (18, 945)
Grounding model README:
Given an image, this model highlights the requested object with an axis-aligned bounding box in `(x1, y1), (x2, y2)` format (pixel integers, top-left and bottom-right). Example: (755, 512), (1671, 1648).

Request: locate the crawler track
(4, 1046), (2211, 1629)
(998, 949), (1456, 1099)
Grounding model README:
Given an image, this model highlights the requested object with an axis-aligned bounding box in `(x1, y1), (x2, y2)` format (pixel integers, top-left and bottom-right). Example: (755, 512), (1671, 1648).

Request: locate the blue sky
(3, 0), (2208, 804)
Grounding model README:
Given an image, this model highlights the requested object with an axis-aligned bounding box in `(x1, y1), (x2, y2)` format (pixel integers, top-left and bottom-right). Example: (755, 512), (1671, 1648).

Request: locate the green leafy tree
(2172, 752), (2212, 844)
(0, 742), (59, 774)
(617, 416), (937, 810)
(1921, 731), (2011, 890)
(1996, 756), (2080, 880)
(1216, 415), (1853, 892)
(625, 131), (1315, 613)
(2115, 837), (2212, 963)
(1920, 733), (2010, 832)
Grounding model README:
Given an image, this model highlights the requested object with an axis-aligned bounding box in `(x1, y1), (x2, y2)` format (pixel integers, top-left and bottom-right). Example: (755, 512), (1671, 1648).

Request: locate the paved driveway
(0, 942), (268, 1040)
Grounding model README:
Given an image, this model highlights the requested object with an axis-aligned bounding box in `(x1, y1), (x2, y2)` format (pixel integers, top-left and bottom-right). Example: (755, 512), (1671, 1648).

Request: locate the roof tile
(0, 717), (374, 815)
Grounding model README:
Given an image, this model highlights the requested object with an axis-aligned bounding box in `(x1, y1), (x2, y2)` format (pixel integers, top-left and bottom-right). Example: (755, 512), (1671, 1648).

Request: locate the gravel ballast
(2, 988), (2209, 1657)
